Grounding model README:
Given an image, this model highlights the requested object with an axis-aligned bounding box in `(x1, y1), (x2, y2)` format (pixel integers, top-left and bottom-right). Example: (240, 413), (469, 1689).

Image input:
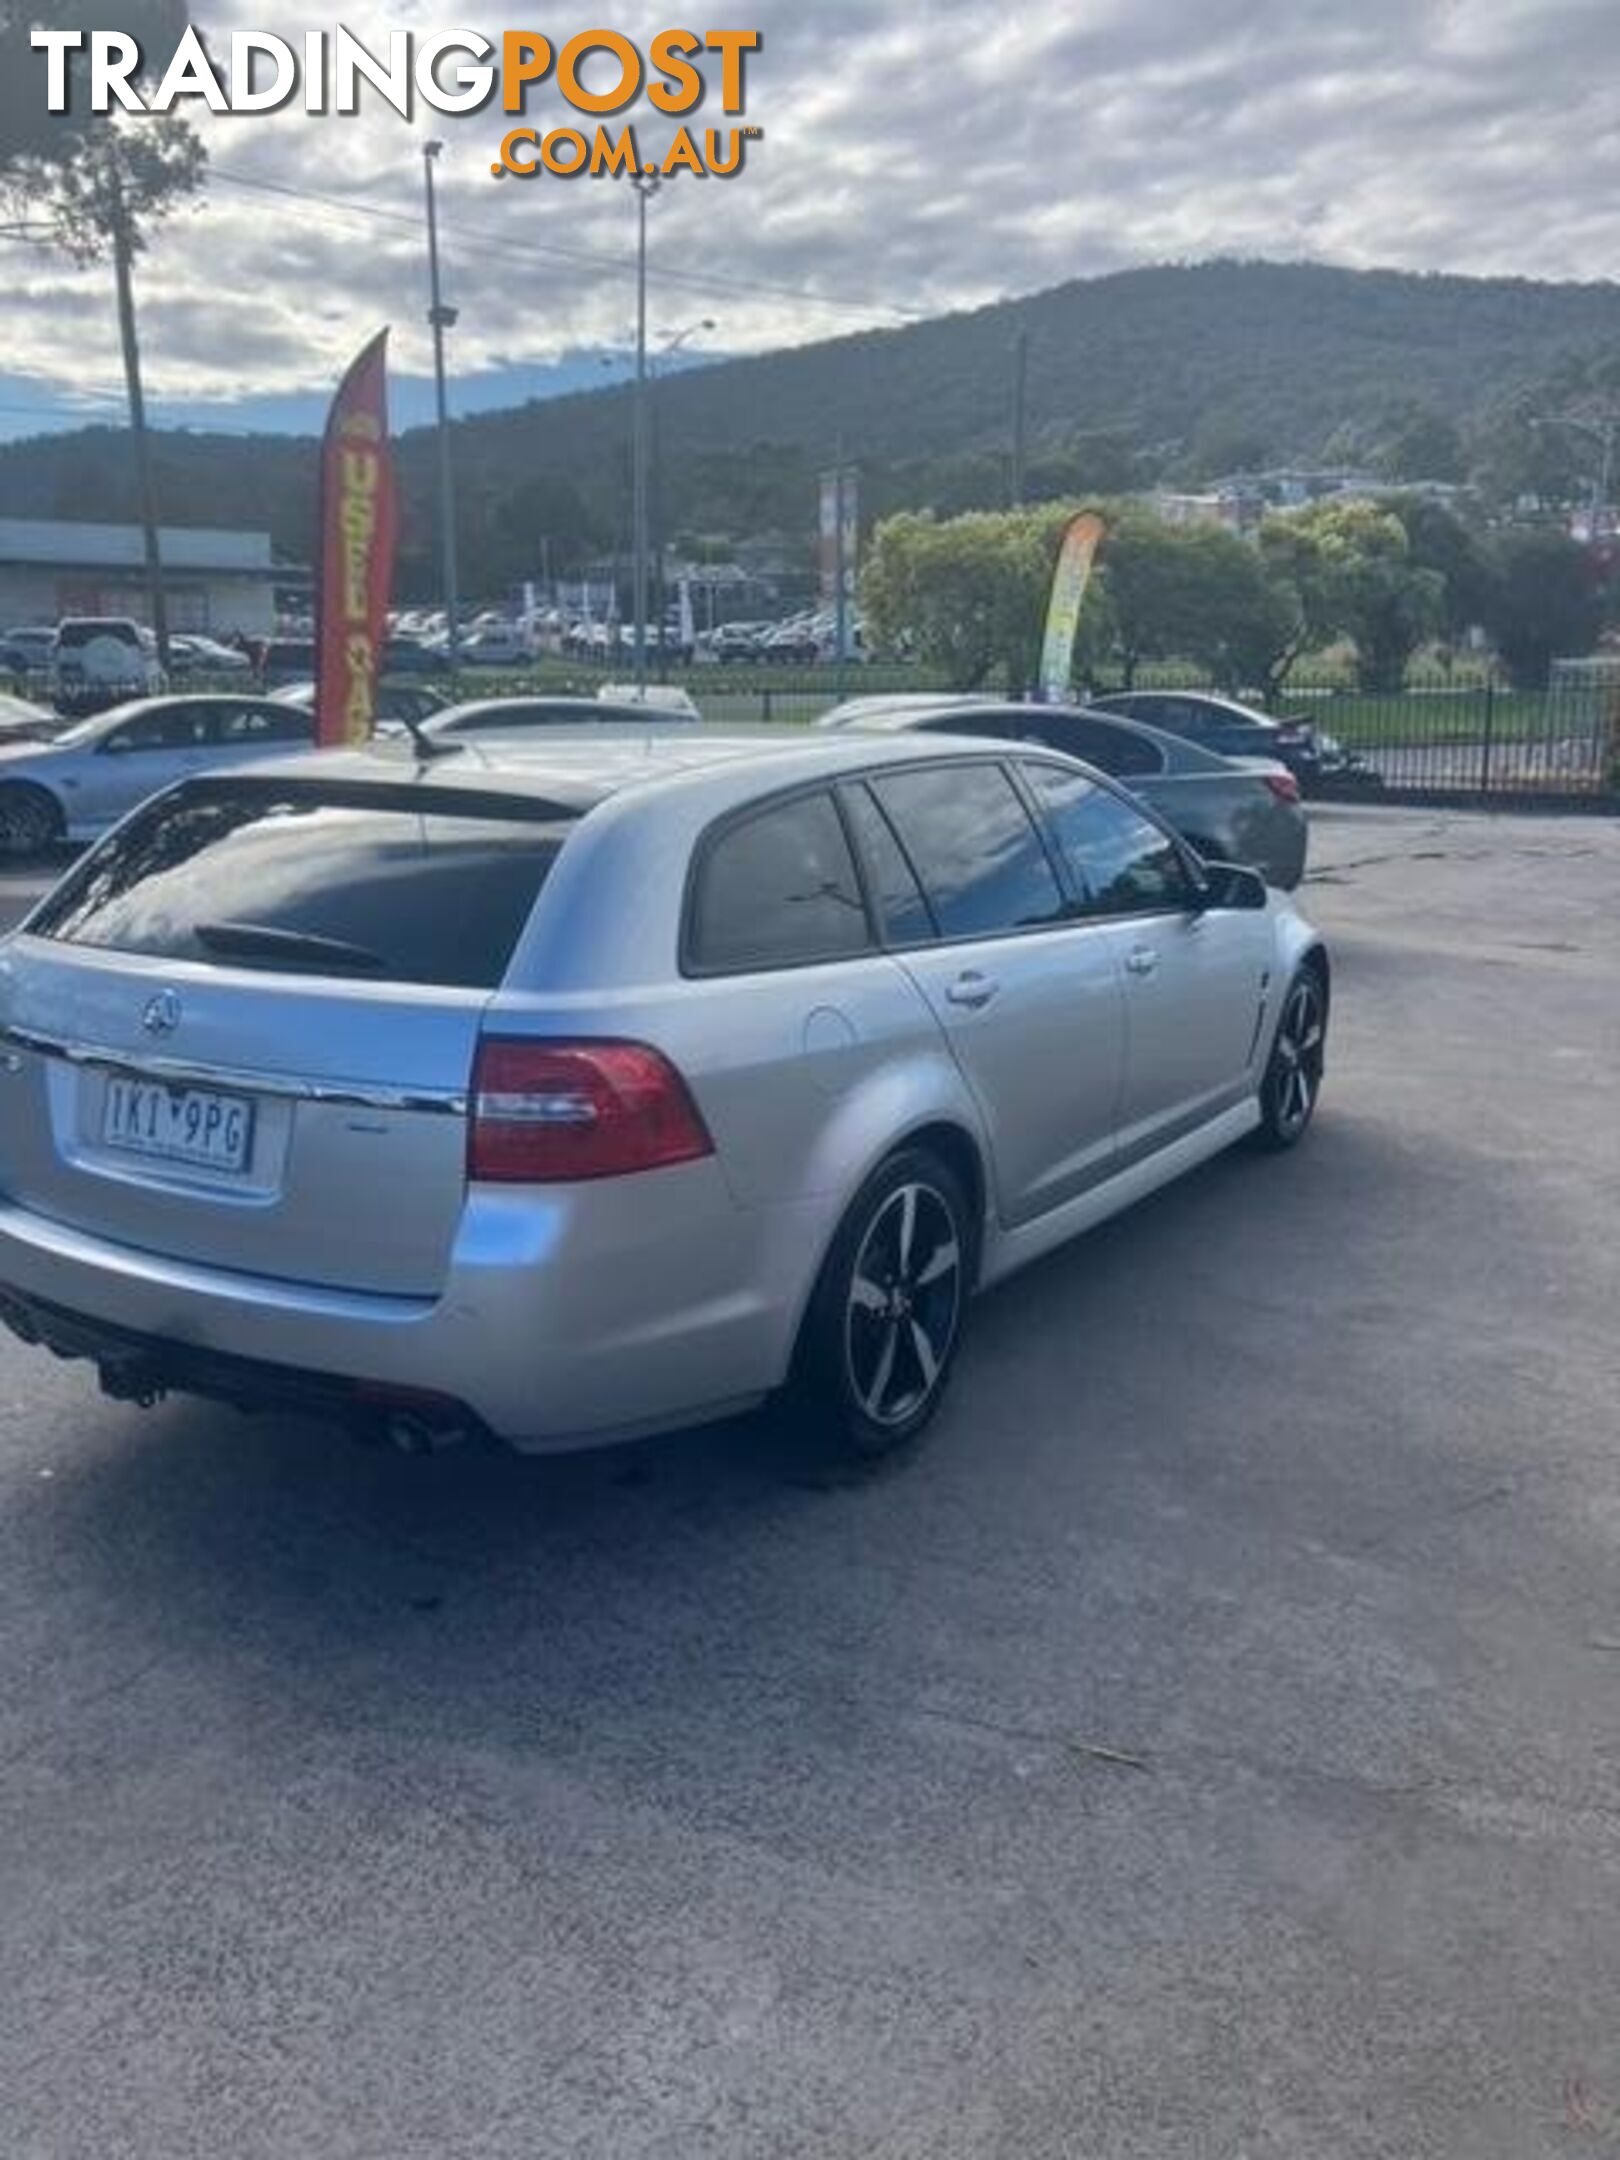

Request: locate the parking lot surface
(1, 804), (1617, 2159)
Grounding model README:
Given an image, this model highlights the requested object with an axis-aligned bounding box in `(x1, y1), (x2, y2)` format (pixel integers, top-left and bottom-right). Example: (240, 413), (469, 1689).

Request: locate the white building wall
(0, 521), (282, 637)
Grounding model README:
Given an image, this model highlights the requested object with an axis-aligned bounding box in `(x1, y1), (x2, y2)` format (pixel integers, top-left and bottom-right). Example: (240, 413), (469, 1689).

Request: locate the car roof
(223, 725), (1088, 813)
(817, 696), (1226, 773)
(1102, 687), (1275, 725)
(819, 692), (985, 723)
(428, 696), (622, 729)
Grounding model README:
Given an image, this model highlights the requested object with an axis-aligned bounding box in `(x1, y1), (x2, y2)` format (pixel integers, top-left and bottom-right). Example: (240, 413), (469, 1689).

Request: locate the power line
(210, 166), (923, 323)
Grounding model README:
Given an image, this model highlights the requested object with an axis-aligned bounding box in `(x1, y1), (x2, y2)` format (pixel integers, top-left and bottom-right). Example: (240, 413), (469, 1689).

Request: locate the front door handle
(1124, 945), (1160, 977)
(944, 970), (999, 1010)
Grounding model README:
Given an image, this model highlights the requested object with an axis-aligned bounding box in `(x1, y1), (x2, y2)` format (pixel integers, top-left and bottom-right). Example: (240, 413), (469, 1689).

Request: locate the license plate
(102, 1075), (254, 1173)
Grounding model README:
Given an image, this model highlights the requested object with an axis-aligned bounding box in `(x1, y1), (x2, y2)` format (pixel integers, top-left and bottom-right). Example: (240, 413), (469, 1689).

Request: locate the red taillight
(1265, 770), (1301, 804)
(468, 1038), (713, 1183)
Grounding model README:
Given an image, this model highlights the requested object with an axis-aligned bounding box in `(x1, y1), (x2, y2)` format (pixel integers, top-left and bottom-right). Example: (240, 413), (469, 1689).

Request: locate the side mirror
(1198, 861), (1268, 911)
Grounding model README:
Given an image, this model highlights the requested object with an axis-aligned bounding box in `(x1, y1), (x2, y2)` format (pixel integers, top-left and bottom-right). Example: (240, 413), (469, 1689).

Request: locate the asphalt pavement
(0, 804), (1617, 2158)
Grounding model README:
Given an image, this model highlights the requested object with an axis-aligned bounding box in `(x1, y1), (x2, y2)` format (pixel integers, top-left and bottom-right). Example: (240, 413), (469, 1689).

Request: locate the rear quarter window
(28, 778), (576, 990)
(1017, 716), (1163, 777)
(687, 788), (871, 974)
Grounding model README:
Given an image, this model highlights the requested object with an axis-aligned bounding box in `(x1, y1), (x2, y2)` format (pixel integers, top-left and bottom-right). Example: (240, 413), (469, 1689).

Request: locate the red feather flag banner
(315, 329), (397, 747)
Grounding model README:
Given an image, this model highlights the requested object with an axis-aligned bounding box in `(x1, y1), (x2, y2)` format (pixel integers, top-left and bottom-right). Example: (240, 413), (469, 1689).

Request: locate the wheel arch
(782, 1110), (990, 1391)
(1297, 939), (1330, 1013)
(0, 775), (67, 842)
(896, 1117), (988, 1283)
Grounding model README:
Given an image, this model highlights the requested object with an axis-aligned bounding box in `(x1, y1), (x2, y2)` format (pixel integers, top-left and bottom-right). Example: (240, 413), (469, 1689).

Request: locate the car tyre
(1255, 966), (1326, 1149)
(792, 1147), (973, 1465)
(0, 783), (63, 859)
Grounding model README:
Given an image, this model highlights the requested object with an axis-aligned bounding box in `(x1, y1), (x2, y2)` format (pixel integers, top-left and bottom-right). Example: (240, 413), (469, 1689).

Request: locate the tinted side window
(1023, 763), (1190, 916)
(871, 763), (1063, 939)
(213, 702), (310, 744)
(103, 706), (208, 752)
(690, 789), (870, 973)
(1038, 717), (1163, 777)
(841, 782), (935, 944)
(1161, 699), (1218, 740)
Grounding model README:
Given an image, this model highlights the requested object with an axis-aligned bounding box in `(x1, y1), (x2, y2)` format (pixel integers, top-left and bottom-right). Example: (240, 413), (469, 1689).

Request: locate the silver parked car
(818, 695), (1308, 888)
(0, 693), (314, 856)
(0, 732), (1329, 1461)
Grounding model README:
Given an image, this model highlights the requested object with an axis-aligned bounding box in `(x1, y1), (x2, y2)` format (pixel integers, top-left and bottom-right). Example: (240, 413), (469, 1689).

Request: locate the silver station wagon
(0, 732), (1329, 1461)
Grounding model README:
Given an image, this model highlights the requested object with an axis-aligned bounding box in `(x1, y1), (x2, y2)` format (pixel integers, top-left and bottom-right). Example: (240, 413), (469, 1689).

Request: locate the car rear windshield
(56, 620), (138, 649)
(29, 777), (578, 989)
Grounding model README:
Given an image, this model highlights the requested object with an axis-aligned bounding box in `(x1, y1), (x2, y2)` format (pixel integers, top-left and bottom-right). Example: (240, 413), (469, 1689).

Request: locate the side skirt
(976, 1096), (1260, 1291)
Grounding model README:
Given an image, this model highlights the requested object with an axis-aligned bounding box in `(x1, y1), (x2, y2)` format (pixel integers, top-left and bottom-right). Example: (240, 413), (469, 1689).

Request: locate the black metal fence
(1270, 672), (1619, 808)
(4, 653), (1615, 812)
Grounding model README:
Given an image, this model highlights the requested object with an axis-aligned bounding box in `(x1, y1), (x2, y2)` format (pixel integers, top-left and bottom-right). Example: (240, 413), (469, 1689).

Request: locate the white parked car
(595, 682), (701, 719)
(169, 634), (254, 678)
(53, 617), (165, 715)
(460, 623), (532, 665)
(0, 693), (312, 856)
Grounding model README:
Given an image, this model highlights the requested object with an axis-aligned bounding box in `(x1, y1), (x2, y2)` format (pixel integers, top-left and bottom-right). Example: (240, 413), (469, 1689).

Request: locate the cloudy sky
(4, 0), (1619, 438)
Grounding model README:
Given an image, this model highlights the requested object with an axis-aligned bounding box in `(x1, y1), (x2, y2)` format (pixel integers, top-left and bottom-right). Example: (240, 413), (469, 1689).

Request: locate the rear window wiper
(192, 920), (385, 972)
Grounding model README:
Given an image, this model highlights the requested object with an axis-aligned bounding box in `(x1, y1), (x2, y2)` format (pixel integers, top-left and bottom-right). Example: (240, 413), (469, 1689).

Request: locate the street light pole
(630, 173), (660, 694)
(422, 141), (461, 673)
(649, 317), (716, 669)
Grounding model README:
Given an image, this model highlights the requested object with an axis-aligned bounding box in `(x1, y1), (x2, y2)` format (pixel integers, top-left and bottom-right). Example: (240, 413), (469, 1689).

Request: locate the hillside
(3, 259), (1619, 597)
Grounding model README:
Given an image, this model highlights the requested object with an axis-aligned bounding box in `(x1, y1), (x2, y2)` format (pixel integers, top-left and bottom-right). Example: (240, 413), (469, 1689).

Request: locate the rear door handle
(1124, 945), (1160, 977)
(944, 970), (999, 1010)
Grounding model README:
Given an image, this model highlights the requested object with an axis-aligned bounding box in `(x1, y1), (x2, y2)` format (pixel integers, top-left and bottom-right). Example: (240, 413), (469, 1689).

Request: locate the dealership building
(0, 518), (299, 638)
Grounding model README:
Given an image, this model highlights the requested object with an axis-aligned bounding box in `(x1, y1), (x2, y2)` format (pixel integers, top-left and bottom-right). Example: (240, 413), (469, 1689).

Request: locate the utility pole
(1010, 326), (1029, 507)
(647, 317), (714, 680)
(630, 173), (661, 694)
(108, 166), (168, 669)
(422, 141), (461, 672)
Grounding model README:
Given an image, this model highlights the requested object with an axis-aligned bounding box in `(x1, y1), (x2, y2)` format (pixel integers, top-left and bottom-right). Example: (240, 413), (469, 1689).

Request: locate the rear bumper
(0, 1173), (830, 1449)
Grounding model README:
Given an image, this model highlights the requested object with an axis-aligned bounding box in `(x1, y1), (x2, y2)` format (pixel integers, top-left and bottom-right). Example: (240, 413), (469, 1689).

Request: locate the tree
(861, 504), (1080, 689)
(1022, 430), (1139, 501)
(0, 1), (206, 662)
(1380, 494), (1494, 642)
(1373, 401), (1467, 483)
(1187, 412), (1271, 483)
(1260, 498), (1441, 693)
(1100, 514), (1296, 693)
(1480, 530), (1604, 689)
(482, 475), (599, 590)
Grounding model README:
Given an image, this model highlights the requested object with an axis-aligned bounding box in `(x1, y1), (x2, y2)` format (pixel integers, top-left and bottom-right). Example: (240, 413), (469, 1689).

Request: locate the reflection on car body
(0, 732), (1328, 1465)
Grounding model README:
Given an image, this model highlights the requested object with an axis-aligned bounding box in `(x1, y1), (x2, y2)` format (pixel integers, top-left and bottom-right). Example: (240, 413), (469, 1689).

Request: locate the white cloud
(2, 0), (1617, 421)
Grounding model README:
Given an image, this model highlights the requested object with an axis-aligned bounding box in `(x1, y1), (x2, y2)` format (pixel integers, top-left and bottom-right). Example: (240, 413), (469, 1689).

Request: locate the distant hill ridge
(3, 258), (1618, 589)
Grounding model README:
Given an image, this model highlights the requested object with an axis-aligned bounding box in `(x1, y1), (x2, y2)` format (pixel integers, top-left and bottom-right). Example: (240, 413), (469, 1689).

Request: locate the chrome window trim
(0, 1025), (468, 1116)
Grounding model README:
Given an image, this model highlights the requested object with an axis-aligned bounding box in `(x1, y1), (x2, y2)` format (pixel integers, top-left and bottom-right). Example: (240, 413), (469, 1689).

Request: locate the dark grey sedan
(816, 697), (1307, 888)
(1089, 690), (1378, 793)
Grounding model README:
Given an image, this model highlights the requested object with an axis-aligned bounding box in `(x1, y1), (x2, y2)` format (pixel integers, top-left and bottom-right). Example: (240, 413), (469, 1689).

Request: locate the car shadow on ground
(22, 1100), (1545, 1747)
